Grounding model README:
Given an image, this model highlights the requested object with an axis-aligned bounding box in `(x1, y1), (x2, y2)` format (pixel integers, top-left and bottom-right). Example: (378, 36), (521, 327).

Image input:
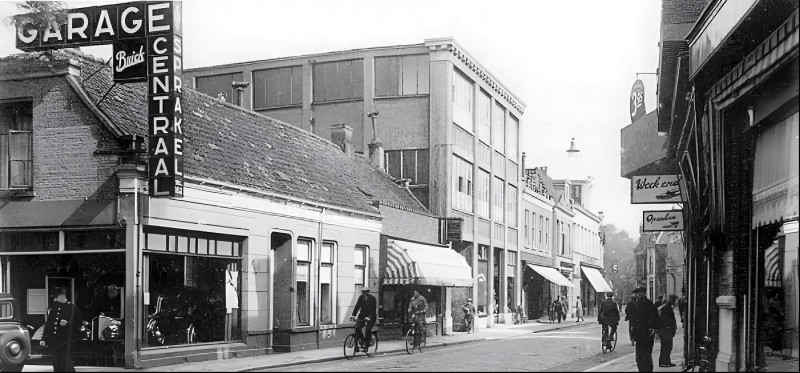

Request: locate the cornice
(428, 39), (526, 115)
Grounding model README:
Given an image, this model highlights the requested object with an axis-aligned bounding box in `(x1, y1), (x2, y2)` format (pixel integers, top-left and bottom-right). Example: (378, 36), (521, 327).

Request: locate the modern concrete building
(185, 37), (527, 328)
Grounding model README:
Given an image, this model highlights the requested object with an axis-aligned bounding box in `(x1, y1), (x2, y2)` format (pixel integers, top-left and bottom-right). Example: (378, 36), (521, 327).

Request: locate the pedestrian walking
(625, 295), (637, 346)
(553, 296), (563, 323)
(40, 287), (83, 372)
(561, 298), (568, 320)
(658, 294), (678, 367)
(654, 295), (663, 308)
(677, 288), (688, 325)
(575, 296), (584, 322)
(628, 286), (663, 372)
(462, 298), (476, 333)
(763, 290), (785, 356)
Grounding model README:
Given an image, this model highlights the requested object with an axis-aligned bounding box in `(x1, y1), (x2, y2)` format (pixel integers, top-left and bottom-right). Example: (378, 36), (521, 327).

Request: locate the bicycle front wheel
(405, 328), (415, 355)
(366, 332), (379, 357)
(343, 334), (356, 360)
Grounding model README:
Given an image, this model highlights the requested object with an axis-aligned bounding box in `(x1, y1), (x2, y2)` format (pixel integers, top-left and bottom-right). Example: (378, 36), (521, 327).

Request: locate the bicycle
(405, 318), (427, 354)
(343, 317), (379, 360)
(601, 324), (617, 353)
(681, 335), (713, 372)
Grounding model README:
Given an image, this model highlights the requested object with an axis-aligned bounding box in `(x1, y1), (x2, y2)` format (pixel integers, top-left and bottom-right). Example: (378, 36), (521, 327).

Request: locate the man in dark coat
(628, 286), (663, 372)
(598, 293), (621, 349)
(658, 294), (678, 367)
(40, 287), (83, 372)
(350, 287), (377, 352)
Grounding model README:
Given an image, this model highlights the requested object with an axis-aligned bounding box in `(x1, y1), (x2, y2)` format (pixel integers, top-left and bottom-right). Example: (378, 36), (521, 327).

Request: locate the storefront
(524, 263), (574, 321)
(0, 228), (127, 365)
(381, 238), (472, 337)
(580, 265), (613, 317)
(141, 227), (243, 348)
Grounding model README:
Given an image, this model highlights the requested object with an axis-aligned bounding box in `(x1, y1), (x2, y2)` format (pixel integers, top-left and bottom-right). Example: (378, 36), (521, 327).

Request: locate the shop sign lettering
(631, 174), (684, 204)
(15, 1), (184, 197)
(642, 210), (684, 231)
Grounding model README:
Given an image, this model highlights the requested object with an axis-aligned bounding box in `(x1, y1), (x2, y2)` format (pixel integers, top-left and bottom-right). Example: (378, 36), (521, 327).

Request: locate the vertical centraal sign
(15, 1), (184, 197)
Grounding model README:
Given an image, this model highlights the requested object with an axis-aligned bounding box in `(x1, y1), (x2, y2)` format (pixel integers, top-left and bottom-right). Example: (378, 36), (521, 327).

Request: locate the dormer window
(1, 101), (33, 191)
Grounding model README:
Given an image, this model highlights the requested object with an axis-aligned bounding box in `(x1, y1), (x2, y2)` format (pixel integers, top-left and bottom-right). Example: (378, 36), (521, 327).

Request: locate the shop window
(374, 54), (429, 97)
(320, 242), (335, 324)
(144, 253), (241, 346)
(354, 245), (367, 292)
(1, 101), (33, 190)
(0, 231), (58, 253)
(384, 149), (429, 185)
(296, 239), (312, 326)
(313, 59), (364, 102)
(64, 229), (125, 251)
(253, 66), (303, 109)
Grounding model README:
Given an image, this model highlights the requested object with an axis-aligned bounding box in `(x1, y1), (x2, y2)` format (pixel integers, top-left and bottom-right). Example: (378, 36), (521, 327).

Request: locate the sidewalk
(584, 329), (684, 372)
(24, 317), (597, 372)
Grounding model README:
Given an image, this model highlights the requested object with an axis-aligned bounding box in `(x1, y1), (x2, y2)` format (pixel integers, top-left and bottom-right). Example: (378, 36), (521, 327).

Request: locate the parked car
(0, 294), (30, 372)
(146, 285), (208, 346)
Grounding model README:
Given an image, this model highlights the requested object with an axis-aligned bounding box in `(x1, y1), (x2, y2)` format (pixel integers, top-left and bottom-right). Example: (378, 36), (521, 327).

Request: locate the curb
(531, 320), (592, 334)
(237, 337), (490, 371)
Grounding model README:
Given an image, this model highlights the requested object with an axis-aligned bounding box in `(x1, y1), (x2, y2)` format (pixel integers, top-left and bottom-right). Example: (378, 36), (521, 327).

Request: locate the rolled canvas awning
(581, 266), (614, 293)
(383, 239), (473, 287)
(527, 264), (574, 288)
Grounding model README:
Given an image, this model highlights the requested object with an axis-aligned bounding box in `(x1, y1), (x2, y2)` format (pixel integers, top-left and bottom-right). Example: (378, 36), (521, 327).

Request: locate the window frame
(252, 65), (304, 110)
(374, 54), (429, 97)
(354, 245), (368, 290)
(312, 59), (364, 103)
(295, 238), (314, 327)
(319, 241), (336, 325)
(1, 100), (33, 191)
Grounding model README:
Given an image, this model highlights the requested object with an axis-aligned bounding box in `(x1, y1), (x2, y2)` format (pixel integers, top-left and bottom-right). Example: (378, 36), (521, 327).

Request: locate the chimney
(367, 111), (384, 169)
(330, 124), (353, 156)
(232, 81), (250, 107)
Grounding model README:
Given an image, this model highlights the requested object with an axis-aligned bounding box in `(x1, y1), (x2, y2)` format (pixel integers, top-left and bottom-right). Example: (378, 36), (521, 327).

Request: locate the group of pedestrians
(626, 286), (680, 372)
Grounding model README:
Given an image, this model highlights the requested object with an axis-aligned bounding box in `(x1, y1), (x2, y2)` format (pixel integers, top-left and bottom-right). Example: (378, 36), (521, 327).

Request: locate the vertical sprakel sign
(14, 1), (184, 197)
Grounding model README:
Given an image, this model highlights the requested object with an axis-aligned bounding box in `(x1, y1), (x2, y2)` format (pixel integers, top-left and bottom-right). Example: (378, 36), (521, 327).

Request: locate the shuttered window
(313, 60), (364, 102)
(253, 66), (303, 109)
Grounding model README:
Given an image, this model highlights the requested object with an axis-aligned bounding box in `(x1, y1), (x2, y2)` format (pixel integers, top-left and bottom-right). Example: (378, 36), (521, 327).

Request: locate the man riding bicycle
(598, 292), (620, 349)
(462, 298), (476, 333)
(350, 287), (377, 352)
(407, 290), (428, 336)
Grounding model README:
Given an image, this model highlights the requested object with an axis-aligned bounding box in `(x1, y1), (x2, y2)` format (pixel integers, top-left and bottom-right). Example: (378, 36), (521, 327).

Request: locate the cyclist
(462, 298), (476, 333)
(598, 292), (620, 349)
(407, 290), (428, 338)
(350, 287), (377, 352)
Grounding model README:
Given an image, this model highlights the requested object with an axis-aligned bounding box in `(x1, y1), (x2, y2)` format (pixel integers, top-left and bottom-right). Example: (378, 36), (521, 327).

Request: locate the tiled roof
(2, 49), (430, 216)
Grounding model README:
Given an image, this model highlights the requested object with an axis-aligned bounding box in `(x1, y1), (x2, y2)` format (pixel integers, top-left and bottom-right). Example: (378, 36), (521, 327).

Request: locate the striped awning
(383, 239), (473, 287)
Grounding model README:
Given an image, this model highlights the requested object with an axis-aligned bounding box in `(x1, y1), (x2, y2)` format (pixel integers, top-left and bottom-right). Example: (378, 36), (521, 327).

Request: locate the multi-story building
(551, 178), (608, 318)
(622, 0), (799, 370)
(185, 37), (527, 327)
(0, 48), (473, 367)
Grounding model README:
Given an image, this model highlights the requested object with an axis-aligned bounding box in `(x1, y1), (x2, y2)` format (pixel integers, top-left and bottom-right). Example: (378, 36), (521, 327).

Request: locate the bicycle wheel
(418, 327), (426, 353)
(601, 329), (608, 353)
(405, 328), (415, 355)
(343, 334), (356, 360)
(609, 329), (617, 352)
(366, 332), (378, 358)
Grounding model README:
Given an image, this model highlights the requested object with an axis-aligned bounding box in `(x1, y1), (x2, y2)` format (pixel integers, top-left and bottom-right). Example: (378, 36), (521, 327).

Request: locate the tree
(7, 1), (66, 35)
(601, 224), (638, 303)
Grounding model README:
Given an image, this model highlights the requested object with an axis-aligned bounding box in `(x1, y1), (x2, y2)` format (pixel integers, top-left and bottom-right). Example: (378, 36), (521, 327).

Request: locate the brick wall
(1, 75), (121, 201)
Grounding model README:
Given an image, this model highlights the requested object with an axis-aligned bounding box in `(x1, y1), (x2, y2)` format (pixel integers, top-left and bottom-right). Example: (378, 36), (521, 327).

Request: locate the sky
(0, 0), (672, 239)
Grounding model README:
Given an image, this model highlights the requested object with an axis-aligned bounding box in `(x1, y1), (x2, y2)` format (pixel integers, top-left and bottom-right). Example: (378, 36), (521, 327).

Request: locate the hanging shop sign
(630, 79), (646, 123)
(631, 174), (685, 204)
(14, 1), (184, 197)
(445, 217), (464, 242)
(642, 210), (684, 232)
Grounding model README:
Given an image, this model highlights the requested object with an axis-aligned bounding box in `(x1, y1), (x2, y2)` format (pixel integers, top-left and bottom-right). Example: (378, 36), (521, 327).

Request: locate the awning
(752, 112), (799, 228)
(581, 266), (613, 293)
(0, 200), (116, 229)
(383, 239), (473, 287)
(527, 264), (574, 288)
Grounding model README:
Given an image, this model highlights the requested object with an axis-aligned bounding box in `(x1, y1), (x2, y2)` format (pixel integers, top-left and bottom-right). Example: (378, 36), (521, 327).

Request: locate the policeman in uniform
(628, 286), (662, 372)
(40, 287), (83, 372)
